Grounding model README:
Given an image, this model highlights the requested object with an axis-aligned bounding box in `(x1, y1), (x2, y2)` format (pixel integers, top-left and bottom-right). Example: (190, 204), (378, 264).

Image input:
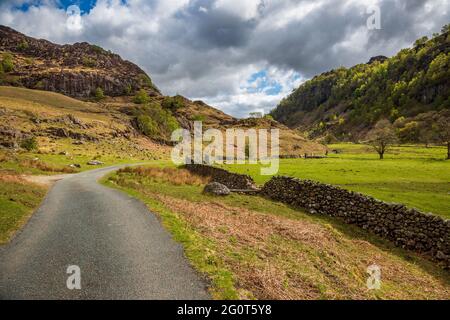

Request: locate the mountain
(0, 25), (325, 157)
(0, 25), (159, 98)
(271, 25), (450, 142)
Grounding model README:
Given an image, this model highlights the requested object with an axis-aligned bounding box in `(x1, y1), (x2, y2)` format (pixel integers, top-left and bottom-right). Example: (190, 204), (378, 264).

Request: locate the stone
(203, 182), (230, 196)
(87, 160), (104, 165)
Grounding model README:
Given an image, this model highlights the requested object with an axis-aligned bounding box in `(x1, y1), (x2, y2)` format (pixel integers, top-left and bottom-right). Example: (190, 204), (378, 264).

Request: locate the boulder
(87, 160), (104, 165)
(203, 182), (230, 196)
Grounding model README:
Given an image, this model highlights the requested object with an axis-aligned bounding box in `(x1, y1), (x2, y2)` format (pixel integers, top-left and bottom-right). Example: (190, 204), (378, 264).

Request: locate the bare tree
(366, 119), (398, 159)
(434, 117), (450, 160)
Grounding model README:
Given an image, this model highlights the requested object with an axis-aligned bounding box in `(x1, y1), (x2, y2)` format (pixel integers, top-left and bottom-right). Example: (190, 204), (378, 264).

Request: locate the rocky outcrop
(261, 176), (450, 268)
(0, 25), (160, 98)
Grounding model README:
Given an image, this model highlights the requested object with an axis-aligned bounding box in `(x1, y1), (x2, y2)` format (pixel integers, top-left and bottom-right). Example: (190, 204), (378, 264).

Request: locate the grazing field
(220, 144), (450, 219)
(103, 167), (450, 300)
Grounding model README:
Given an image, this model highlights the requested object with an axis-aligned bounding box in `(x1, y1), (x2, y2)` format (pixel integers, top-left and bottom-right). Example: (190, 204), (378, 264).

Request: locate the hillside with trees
(271, 25), (450, 147)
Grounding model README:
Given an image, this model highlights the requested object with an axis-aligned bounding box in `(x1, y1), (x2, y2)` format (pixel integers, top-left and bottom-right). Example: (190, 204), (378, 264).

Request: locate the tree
(94, 87), (104, 101)
(434, 117), (450, 160)
(365, 119), (397, 159)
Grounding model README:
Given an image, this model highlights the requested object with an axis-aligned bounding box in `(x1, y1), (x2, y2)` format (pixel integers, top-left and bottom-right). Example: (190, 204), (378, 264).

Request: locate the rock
(87, 160), (104, 165)
(69, 163), (81, 168)
(203, 182), (230, 196)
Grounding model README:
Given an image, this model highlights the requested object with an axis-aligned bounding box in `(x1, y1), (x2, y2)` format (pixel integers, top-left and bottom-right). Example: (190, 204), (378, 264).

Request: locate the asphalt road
(0, 165), (210, 299)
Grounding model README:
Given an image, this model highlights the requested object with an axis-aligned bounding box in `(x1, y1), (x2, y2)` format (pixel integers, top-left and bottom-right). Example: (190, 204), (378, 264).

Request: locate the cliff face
(0, 25), (160, 98)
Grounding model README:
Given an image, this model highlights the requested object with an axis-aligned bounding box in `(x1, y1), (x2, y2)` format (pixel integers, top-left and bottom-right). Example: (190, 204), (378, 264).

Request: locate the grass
(0, 173), (47, 244)
(102, 166), (450, 300)
(219, 144), (450, 219)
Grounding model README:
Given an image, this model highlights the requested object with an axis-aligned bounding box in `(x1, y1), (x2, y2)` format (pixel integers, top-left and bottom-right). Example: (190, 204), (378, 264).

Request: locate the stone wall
(261, 176), (450, 268)
(183, 164), (257, 190)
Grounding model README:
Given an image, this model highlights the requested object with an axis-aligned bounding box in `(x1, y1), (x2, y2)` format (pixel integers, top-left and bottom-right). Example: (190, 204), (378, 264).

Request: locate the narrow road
(0, 165), (210, 299)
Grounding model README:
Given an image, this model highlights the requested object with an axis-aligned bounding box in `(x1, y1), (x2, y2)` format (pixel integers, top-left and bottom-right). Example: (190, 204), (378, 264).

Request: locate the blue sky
(2, 0), (449, 118)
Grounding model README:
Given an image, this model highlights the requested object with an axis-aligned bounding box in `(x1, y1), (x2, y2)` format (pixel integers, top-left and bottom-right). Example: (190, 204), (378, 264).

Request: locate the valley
(0, 24), (449, 300)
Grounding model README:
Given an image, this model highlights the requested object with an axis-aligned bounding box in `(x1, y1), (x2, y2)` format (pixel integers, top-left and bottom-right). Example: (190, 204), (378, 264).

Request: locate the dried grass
(119, 166), (210, 186)
(142, 192), (450, 300)
(19, 159), (77, 173)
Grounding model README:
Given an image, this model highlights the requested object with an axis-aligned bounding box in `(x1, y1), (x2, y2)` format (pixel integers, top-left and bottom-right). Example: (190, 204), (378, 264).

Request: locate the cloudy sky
(0, 0), (449, 117)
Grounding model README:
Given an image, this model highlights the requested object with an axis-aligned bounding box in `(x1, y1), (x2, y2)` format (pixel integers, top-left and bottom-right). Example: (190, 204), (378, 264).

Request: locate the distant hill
(271, 25), (450, 142)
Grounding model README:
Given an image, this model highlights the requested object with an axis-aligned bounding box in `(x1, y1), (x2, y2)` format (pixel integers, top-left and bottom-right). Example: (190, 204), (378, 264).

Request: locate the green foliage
(91, 45), (104, 54)
(133, 103), (179, 140)
(82, 56), (96, 68)
(191, 114), (206, 121)
(123, 84), (132, 96)
(17, 40), (29, 51)
(138, 74), (153, 87)
(133, 89), (150, 104)
(271, 26), (450, 142)
(1, 53), (14, 73)
(162, 95), (184, 111)
(20, 136), (38, 151)
(94, 87), (104, 101)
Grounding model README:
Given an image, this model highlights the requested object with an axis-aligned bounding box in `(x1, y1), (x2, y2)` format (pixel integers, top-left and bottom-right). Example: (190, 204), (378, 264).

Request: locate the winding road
(0, 165), (210, 299)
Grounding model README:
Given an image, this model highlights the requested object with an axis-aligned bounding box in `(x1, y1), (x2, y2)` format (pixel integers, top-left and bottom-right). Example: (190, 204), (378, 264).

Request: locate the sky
(0, 0), (449, 118)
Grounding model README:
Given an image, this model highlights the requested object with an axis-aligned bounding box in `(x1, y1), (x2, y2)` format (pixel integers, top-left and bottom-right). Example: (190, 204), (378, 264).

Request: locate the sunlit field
(221, 144), (450, 219)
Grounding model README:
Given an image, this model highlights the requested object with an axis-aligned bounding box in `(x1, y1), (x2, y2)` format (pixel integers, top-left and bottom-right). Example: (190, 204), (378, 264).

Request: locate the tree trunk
(447, 141), (450, 160)
(379, 152), (384, 160)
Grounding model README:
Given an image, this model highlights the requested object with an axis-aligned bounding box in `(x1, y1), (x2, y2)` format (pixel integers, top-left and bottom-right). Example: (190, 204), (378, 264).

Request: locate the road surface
(0, 165), (210, 299)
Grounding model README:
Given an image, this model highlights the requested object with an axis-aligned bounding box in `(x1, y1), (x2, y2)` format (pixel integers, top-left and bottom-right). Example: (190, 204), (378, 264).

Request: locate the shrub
(133, 103), (179, 139)
(162, 95), (184, 111)
(82, 56), (96, 68)
(133, 89), (150, 104)
(17, 40), (29, 51)
(1, 54), (14, 73)
(91, 45), (104, 54)
(20, 137), (38, 151)
(136, 115), (159, 137)
(123, 84), (132, 96)
(94, 87), (105, 101)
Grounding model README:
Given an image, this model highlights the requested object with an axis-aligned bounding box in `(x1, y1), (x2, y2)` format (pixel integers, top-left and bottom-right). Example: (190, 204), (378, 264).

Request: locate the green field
(220, 144), (450, 219)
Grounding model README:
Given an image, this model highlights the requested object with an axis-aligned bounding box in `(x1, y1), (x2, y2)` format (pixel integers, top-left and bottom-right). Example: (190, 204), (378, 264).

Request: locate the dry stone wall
(261, 176), (450, 268)
(183, 164), (257, 190)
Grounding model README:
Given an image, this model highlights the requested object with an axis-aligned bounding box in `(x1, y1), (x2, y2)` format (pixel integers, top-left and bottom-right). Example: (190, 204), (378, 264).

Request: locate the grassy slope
(220, 144), (450, 219)
(0, 86), (170, 242)
(102, 168), (450, 300)
(0, 174), (47, 244)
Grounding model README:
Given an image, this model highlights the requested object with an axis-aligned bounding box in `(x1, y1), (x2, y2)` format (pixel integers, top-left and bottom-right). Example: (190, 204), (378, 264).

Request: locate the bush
(93, 87), (105, 101)
(82, 56), (96, 68)
(1, 54), (14, 73)
(17, 40), (29, 51)
(20, 137), (38, 151)
(133, 103), (179, 139)
(133, 89), (150, 104)
(162, 95), (184, 111)
(123, 84), (132, 96)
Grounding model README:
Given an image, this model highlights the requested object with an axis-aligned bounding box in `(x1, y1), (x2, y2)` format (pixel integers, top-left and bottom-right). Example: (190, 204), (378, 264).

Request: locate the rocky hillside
(271, 25), (450, 142)
(0, 25), (325, 156)
(0, 25), (159, 98)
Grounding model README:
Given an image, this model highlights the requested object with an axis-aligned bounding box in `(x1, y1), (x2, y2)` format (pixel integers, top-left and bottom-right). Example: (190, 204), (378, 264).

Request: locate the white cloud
(0, 0), (448, 118)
